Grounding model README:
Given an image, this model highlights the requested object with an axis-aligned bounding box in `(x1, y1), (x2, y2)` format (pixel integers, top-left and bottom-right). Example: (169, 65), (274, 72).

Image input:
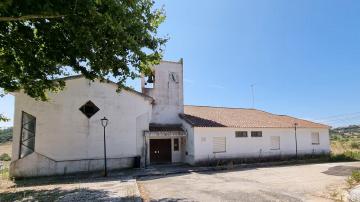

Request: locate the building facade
(10, 60), (330, 177)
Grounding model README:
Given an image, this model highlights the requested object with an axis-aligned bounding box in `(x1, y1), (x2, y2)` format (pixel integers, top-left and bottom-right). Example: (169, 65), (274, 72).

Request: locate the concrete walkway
(137, 162), (360, 202)
(1, 177), (141, 202)
(1, 161), (359, 201)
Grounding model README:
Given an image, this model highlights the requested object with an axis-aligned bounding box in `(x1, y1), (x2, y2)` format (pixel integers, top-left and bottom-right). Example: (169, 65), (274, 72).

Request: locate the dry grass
(331, 135), (360, 154)
(0, 142), (12, 156)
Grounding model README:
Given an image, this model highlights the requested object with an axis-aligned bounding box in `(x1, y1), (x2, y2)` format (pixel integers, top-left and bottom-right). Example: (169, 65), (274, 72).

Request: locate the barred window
(19, 112), (36, 159)
(251, 131), (262, 137)
(174, 138), (179, 151)
(235, 131), (248, 138)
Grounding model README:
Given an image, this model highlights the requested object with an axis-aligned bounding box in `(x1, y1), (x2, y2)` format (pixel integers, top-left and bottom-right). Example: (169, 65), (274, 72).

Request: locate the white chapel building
(10, 59), (330, 177)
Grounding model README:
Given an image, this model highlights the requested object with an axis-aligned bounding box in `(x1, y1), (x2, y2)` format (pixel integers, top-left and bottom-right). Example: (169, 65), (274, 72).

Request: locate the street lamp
(101, 117), (109, 177)
(294, 123), (298, 159)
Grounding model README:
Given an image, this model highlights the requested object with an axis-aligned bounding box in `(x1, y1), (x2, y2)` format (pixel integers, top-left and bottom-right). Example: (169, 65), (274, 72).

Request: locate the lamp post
(101, 117), (109, 177)
(294, 123), (298, 159)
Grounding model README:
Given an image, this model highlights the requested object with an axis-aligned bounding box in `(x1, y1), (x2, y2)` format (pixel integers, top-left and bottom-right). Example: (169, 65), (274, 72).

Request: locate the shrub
(350, 141), (360, 149)
(347, 170), (360, 187)
(330, 151), (360, 162)
(0, 153), (11, 161)
(0, 166), (9, 180)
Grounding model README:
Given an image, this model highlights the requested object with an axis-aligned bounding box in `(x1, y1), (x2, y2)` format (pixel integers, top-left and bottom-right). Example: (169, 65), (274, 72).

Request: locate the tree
(0, 0), (167, 102)
(0, 114), (9, 122)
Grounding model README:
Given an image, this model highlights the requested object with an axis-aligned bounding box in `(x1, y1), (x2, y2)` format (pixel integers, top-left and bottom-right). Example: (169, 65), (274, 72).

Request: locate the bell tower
(141, 59), (184, 124)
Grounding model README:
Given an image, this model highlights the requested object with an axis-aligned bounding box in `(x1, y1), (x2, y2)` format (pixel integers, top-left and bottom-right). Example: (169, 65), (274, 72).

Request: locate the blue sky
(1, 0), (360, 128)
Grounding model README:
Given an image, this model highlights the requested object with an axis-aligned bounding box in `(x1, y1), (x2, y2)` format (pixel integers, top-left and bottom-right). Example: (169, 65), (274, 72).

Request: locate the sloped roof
(180, 105), (329, 129)
(149, 123), (184, 132)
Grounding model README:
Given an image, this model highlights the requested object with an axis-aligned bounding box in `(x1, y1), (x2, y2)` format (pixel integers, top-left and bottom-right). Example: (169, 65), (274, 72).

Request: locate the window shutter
(213, 137), (226, 153)
(311, 132), (320, 144)
(270, 136), (280, 150)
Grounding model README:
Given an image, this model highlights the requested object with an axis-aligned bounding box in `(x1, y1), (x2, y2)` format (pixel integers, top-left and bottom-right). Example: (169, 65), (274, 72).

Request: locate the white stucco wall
(192, 127), (330, 163)
(182, 121), (195, 164)
(142, 60), (184, 124)
(12, 77), (152, 165)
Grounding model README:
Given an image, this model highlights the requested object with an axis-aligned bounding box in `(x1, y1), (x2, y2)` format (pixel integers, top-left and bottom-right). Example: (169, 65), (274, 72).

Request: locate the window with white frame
(270, 136), (280, 150)
(235, 131), (248, 138)
(311, 132), (320, 145)
(213, 137), (226, 153)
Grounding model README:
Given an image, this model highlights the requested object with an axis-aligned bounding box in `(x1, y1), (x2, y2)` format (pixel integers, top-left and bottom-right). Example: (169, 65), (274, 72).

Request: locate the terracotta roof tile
(149, 124), (184, 131)
(180, 105), (329, 129)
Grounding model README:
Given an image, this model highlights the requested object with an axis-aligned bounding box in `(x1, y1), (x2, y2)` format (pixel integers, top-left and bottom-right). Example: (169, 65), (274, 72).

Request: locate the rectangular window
(311, 132), (320, 145)
(174, 138), (179, 151)
(270, 136), (280, 150)
(19, 112), (36, 159)
(235, 131), (248, 138)
(213, 137), (226, 153)
(251, 131), (262, 137)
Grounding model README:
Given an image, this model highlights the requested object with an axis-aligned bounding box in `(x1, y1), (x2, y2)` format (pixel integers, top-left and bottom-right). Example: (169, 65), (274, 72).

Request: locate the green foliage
(0, 114), (9, 122)
(0, 153), (11, 161)
(0, 165), (9, 180)
(347, 170), (360, 187)
(329, 151), (360, 162)
(0, 127), (12, 143)
(0, 0), (167, 101)
(350, 141), (360, 149)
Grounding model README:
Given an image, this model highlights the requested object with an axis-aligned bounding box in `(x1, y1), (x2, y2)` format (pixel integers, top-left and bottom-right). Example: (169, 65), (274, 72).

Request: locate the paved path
(138, 162), (360, 202)
(0, 178), (141, 202)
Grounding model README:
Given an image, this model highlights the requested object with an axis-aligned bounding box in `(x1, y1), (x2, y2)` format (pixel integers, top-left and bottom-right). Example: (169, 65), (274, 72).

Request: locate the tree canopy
(0, 0), (167, 102)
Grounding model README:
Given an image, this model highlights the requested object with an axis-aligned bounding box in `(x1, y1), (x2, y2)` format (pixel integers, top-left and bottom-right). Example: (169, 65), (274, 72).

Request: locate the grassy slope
(0, 127), (13, 158)
(0, 127), (12, 144)
(0, 142), (11, 156)
(330, 125), (360, 154)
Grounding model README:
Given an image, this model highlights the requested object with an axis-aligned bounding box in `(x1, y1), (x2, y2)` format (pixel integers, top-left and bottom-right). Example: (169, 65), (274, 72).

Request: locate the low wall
(10, 152), (135, 178)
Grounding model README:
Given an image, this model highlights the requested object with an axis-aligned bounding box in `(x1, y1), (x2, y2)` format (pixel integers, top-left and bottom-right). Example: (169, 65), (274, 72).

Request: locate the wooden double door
(150, 139), (172, 164)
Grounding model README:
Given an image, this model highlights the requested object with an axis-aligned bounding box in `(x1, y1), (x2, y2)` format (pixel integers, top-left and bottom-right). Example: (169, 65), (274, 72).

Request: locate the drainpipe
(143, 131), (148, 169)
(294, 123), (298, 159)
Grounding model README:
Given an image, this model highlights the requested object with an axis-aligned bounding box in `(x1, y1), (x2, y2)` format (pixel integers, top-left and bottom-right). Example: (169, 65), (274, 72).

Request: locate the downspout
(143, 131), (148, 168)
(294, 123), (298, 159)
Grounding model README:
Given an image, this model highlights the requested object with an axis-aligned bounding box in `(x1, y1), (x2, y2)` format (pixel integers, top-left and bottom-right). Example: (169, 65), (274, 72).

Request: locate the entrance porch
(144, 124), (186, 165)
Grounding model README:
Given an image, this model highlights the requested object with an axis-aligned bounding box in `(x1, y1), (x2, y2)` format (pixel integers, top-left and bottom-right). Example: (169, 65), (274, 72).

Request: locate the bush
(350, 141), (360, 149)
(330, 151), (360, 162)
(0, 153), (11, 161)
(0, 127), (13, 143)
(347, 170), (360, 187)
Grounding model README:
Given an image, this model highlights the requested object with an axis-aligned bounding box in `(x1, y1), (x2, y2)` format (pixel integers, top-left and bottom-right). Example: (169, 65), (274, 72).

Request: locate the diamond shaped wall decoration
(79, 101), (100, 118)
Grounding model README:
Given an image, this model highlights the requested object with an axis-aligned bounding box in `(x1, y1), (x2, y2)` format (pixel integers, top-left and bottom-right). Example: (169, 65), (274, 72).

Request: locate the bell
(146, 76), (154, 83)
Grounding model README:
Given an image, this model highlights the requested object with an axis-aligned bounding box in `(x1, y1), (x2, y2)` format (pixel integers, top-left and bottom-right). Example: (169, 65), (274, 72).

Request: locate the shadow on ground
(7, 174), (133, 188)
(0, 187), (140, 202)
(322, 166), (359, 176)
(150, 198), (190, 202)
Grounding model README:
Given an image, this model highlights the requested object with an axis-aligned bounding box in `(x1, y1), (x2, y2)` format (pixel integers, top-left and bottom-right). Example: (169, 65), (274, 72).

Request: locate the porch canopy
(145, 124), (186, 137)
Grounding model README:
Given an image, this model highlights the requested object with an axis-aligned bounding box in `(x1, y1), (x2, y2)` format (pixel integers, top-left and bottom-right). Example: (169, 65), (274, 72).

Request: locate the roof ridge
(184, 105), (280, 116)
(184, 105), (257, 110)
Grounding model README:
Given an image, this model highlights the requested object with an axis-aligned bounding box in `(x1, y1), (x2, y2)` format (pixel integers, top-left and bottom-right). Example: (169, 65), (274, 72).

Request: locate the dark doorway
(150, 139), (172, 164)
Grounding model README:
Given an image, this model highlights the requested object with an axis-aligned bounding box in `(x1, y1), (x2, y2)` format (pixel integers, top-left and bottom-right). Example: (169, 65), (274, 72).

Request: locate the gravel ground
(138, 162), (360, 202)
